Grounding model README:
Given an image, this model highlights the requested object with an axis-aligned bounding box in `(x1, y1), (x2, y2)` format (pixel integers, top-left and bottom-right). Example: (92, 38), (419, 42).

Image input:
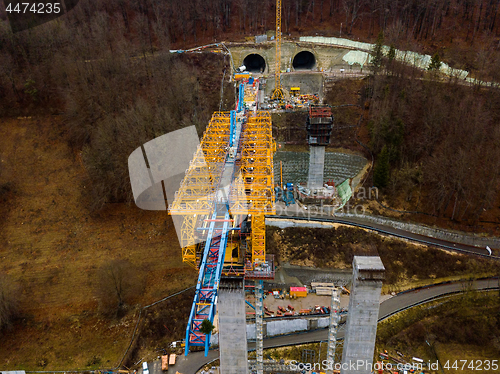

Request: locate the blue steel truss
(229, 110), (236, 147)
(237, 83), (245, 112)
(184, 80), (252, 357)
(185, 206), (231, 356)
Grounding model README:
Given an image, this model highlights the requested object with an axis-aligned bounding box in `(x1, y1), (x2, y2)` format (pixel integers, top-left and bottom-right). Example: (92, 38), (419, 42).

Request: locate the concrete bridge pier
(341, 256), (385, 374)
(218, 286), (249, 374)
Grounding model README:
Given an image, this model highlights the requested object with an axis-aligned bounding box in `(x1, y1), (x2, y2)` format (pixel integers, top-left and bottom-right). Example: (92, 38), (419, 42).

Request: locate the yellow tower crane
(271, 0), (285, 101)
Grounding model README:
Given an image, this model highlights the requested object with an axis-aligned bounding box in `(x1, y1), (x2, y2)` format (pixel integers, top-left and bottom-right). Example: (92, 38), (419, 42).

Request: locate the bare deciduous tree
(0, 274), (20, 331)
(96, 259), (144, 317)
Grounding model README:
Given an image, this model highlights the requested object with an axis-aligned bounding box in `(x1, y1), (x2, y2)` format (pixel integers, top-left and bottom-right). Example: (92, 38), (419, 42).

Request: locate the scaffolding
(326, 289), (341, 374)
(180, 214), (199, 269)
(169, 112), (232, 217)
(306, 105), (334, 146)
(169, 112), (232, 268)
(255, 280), (264, 374)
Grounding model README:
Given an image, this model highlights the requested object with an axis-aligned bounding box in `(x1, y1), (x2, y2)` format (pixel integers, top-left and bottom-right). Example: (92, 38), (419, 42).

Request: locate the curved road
(171, 278), (499, 373)
(267, 213), (500, 260)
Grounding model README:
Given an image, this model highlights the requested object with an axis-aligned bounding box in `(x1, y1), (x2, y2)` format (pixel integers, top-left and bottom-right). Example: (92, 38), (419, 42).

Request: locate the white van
(142, 362), (149, 374)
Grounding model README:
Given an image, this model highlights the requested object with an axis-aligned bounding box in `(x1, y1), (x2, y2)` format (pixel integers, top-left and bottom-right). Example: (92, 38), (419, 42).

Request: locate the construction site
(141, 91), (384, 369)
(127, 1), (385, 373)
(2, 0), (500, 373)
(3, 0), (500, 373)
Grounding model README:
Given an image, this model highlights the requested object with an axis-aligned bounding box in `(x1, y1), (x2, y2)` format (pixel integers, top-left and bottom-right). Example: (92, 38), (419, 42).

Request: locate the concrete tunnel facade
(228, 42), (354, 75)
(228, 41), (362, 95)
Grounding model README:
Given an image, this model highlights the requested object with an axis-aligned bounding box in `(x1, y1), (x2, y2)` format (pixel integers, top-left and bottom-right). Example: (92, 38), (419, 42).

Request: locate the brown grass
(266, 225), (500, 290)
(0, 117), (196, 369)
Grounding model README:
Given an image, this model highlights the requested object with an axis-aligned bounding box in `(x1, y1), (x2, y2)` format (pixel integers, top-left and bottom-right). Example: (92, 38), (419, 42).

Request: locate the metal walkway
(185, 84), (246, 356)
(185, 206), (231, 355)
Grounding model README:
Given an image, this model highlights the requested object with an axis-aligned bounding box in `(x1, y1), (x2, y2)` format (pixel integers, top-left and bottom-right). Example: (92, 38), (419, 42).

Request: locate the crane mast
(271, 0), (285, 101)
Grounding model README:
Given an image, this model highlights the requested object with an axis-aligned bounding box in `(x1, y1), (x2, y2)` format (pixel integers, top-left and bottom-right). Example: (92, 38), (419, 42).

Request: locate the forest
(366, 40), (500, 225)
(1, 0), (500, 219)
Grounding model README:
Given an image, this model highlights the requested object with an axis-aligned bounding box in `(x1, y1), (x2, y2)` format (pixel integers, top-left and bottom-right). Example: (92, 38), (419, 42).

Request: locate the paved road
(164, 278), (498, 374)
(161, 213), (500, 373)
(267, 213), (500, 259)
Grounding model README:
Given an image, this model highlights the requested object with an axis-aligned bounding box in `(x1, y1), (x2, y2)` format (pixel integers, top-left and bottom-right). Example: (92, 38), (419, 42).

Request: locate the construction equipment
(283, 183), (295, 206)
(271, 0), (285, 101)
(168, 81), (276, 358)
(306, 105), (334, 145)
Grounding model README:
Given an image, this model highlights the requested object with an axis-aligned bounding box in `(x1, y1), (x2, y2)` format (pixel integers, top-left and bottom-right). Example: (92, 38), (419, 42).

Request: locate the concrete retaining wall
(299, 36), (469, 79)
(336, 213), (500, 249)
(246, 316), (330, 341)
(212, 316), (331, 346)
(266, 318), (309, 336)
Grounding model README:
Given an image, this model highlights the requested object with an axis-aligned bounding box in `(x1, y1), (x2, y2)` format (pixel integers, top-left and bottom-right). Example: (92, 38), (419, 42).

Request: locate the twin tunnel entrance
(242, 50), (316, 73)
(292, 51), (316, 70)
(243, 54), (266, 73)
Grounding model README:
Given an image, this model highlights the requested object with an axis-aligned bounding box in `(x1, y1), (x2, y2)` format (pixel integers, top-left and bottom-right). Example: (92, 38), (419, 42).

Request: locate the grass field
(0, 117), (196, 369)
(376, 292), (500, 373)
(266, 225), (500, 291)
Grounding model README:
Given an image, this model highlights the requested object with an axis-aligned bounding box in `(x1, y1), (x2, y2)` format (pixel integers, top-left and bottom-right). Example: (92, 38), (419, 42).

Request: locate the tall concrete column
(307, 145), (325, 190)
(341, 256), (385, 374)
(218, 288), (249, 374)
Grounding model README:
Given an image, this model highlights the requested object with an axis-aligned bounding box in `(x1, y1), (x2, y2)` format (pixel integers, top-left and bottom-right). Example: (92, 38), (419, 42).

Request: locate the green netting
(336, 179), (352, 206)
(274, 151), (367, 186)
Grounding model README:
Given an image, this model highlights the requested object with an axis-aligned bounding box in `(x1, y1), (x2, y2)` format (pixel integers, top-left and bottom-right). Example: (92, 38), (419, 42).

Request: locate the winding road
(267, 213), (500, 259)
(170, 278), (499, 373)
(166, 212), (499, 373)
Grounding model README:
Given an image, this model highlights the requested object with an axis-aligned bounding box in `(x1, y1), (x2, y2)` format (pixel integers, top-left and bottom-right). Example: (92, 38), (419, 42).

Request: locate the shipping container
(290, 286), (307, 298)
(161, 355), (168, 371)
(168, 354), (176, 366)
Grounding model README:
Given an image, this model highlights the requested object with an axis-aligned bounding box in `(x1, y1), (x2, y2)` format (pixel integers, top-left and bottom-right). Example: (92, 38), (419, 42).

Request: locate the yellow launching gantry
(229, 111), (276, 265)
(168, 80), (275, 359)
(169, 87), (276, 274)
(169, 111), (232, 268)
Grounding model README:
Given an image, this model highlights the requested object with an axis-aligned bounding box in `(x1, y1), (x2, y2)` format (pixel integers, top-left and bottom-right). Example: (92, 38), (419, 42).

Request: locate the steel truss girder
(251, 214), (266, 264)
(185, 208), (231, 356)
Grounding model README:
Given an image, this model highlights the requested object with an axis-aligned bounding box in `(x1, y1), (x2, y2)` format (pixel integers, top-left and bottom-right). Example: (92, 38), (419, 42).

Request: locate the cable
(219, 68), (227, 112)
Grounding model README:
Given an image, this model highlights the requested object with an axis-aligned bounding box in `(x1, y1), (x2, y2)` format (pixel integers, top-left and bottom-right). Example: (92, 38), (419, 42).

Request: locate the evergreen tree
(200, 318), (215, 335)
(388, 44), (396, 63)
(371, 31), (385, 74)
(386, 44), (396, 75)
(374, 145), (390, 188)
(428, 53), (442, 71)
